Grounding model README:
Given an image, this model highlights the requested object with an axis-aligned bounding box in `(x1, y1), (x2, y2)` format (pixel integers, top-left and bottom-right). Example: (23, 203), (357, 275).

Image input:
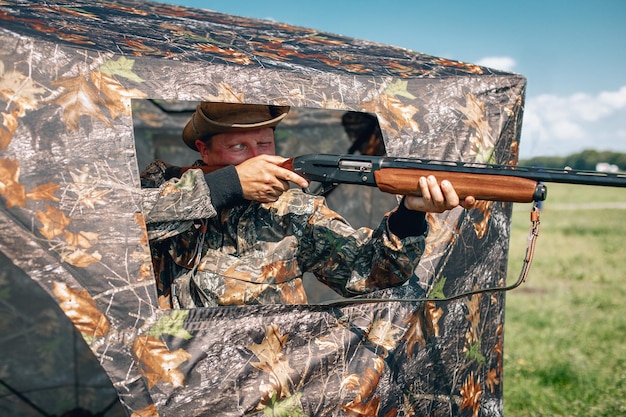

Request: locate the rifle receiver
(291, 154), (379, 187)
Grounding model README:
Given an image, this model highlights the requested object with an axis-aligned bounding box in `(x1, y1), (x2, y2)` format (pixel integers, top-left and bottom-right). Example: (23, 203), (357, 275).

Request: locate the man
(141, 102), (475, 308)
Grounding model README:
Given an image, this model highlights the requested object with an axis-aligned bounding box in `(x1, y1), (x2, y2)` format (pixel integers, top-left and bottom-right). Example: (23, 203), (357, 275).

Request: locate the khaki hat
(182, 102), (290, 150)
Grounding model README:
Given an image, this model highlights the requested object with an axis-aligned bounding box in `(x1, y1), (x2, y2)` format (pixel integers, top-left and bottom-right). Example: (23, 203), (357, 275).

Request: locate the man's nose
(249, 146), (262, 157)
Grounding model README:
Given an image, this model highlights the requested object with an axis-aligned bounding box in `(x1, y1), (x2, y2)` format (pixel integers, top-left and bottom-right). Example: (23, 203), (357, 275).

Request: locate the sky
(160, 0), (626, 159)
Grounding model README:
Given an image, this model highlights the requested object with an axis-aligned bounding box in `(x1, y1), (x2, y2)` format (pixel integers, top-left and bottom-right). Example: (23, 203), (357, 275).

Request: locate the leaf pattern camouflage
(141, 164), (426, 308)
(0, 1), (526, 416)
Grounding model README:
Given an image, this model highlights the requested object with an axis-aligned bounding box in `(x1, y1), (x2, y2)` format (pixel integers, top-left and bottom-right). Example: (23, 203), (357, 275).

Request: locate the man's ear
(195, 139), (209, 157)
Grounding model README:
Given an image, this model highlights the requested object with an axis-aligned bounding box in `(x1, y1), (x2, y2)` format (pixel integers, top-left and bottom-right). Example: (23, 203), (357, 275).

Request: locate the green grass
(504, 184), (626, 416)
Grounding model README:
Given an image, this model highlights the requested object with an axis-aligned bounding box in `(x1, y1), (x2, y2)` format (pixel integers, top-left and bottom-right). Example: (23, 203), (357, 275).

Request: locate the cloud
(520, 86), (626, 158)
(476, 56), (516, 72)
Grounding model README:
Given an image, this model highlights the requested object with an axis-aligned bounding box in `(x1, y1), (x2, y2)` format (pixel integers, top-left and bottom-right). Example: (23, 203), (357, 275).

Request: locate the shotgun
(174, 154), (626, 203)
(285, 154), (626, 203)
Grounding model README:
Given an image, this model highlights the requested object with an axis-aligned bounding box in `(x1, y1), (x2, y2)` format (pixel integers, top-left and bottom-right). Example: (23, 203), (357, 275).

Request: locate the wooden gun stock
(374, 168), (546, 203)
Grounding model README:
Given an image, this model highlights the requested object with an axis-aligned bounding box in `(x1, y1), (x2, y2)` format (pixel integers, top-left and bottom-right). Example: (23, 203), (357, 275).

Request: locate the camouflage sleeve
(140, 160), (218, 241)
(298, 196), (427, 297)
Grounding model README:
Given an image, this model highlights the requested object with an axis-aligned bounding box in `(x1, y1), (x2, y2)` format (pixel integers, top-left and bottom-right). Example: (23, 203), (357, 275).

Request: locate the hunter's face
(195, 127), (276, 166)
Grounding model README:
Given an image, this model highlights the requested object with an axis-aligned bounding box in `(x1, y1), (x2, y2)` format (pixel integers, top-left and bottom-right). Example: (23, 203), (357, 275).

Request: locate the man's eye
(230, 144), (245, 150)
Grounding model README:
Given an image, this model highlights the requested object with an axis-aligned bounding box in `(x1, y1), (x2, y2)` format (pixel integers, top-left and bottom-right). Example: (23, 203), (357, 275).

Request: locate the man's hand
(235, 155), (310, 203)
(404, 175), (475, 213)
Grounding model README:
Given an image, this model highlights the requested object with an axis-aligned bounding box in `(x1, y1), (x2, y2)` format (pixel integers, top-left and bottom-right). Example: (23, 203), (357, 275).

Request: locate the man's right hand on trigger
(235, 155), (310, 203)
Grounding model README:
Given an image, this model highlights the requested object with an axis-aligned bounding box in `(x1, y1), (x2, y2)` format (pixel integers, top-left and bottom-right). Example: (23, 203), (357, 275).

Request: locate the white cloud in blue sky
(521, 86), (626, 157)
(475, 57), (517, 72)
(161, 0), (626, 158)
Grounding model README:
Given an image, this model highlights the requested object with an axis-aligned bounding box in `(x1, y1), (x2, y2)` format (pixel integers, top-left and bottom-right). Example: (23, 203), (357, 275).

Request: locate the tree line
(519, 149), (626, 171)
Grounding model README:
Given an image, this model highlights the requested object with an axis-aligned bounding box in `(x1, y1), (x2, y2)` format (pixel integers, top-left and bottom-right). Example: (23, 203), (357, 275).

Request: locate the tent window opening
(132, 99), (396, 307)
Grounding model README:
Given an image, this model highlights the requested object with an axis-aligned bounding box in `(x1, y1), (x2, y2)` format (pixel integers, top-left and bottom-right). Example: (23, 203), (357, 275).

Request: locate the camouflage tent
(0, 1), (526, 416)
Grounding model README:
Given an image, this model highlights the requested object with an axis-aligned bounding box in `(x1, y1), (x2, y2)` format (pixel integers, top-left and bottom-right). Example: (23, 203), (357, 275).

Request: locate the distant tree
(519, 156), (566, 168)
(564, 150), (596, 170)
(521, 150), (625, 171)
(608, 153), (626, 168)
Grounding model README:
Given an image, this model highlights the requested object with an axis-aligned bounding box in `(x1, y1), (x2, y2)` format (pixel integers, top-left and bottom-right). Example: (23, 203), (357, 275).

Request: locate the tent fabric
(0, 1), (526, 416)
(0, 251), (127, 416)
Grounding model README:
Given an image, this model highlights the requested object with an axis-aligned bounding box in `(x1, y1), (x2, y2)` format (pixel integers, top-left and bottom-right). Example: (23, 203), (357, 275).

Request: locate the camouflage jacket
(140, 160), (427, 308)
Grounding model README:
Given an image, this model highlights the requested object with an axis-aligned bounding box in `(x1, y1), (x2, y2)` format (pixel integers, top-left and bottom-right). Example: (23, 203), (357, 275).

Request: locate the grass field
(504, 183), (626, 416)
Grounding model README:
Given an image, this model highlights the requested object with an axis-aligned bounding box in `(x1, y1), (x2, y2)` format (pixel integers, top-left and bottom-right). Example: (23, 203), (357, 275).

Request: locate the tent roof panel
(0, 0), (513, 78)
